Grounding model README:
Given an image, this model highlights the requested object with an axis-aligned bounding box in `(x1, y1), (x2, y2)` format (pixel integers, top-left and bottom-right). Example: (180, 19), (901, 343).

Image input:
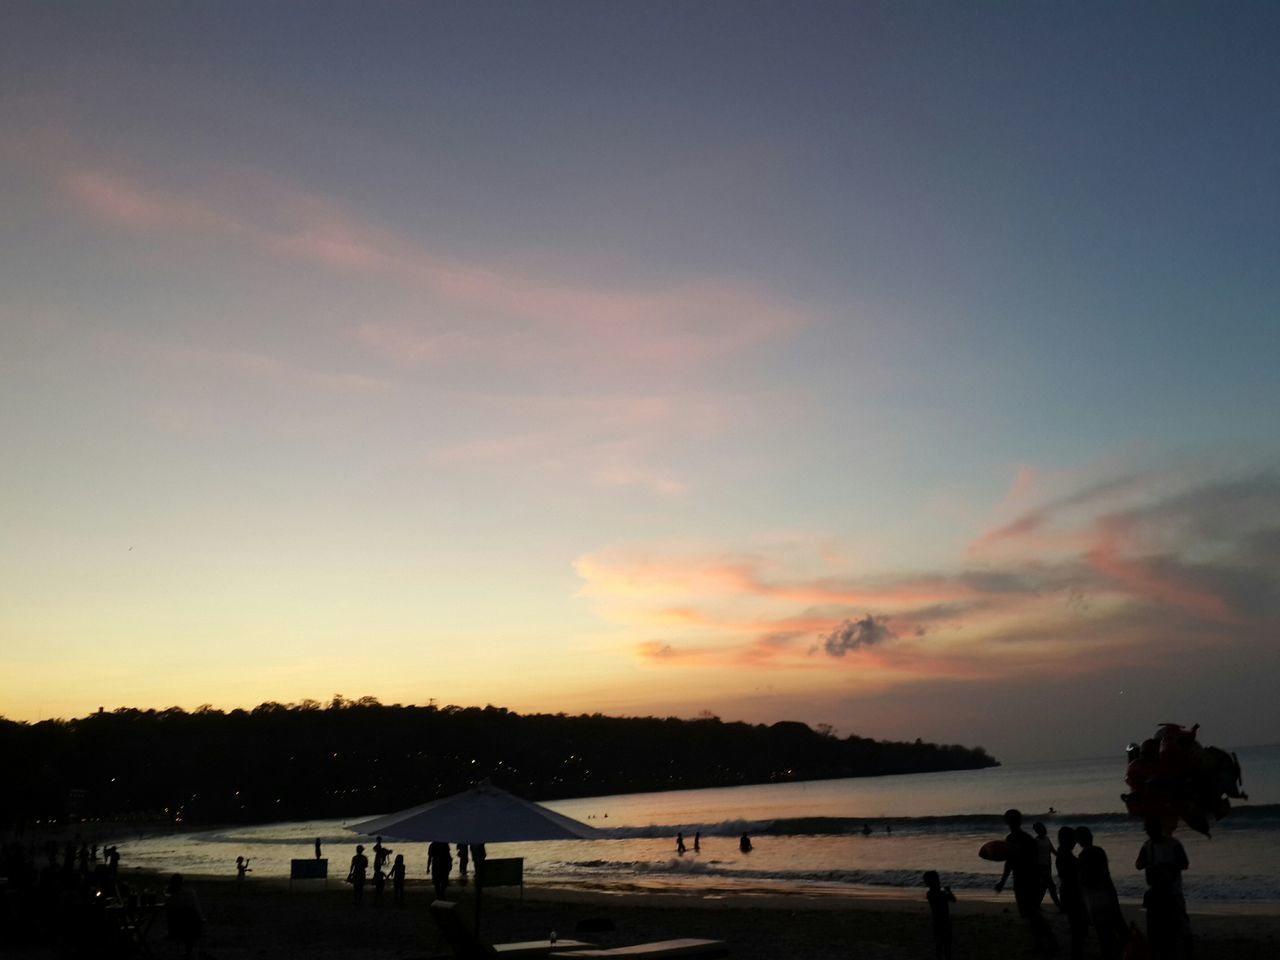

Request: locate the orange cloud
(577, 471), (1280, 693)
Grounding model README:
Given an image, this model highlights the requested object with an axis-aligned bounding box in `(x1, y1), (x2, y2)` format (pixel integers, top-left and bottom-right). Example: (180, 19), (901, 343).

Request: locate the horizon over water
(112, 745), (1280, 910)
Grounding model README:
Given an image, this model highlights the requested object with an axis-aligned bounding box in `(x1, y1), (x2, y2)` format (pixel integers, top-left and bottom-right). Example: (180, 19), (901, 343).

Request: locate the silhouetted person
(428, 840), (453, 900)
(995, 809), (1056, 955)
(235, 855), (250, 891)
(457, 842), (469, 879)
(676, 831), (686, 854)
(347, 844), (368, 904)
(315, 837), (322, 860)
(923, 870), (956, 960)
(372, 863), (386, 905)
(1033, 821), (1063, 909)
(1136, 818), (1189, 960)
(470, 843), (486, 867)
(694, 831), (701, 852)
(106, 845), (120, 879)
(391, 853), (406, 904)
(739, 832), (752, 853)
(373, 836), (392, 875)
(1077, 826), (1127, 960)
(861, 823), (872, 837)
(165, 873), (204, 959)
(1056, 827), (1089, 960)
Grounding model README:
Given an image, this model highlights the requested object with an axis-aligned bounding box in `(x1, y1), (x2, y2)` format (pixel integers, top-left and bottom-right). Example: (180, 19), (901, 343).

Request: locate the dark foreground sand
(9, 872), (1280, 960)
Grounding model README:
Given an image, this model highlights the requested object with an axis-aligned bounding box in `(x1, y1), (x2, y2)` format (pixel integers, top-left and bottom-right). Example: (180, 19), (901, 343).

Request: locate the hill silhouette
(0, 698), (997, 826)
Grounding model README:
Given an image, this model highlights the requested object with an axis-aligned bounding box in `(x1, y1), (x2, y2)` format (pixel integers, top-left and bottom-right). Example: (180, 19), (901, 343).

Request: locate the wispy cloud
(63, 167), (808, 375)
(576, 470), (1280, 689)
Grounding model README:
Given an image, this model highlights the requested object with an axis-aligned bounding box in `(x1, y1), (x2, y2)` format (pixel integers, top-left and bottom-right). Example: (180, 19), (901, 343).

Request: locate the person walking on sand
(235, 855), (251, 892)
(347, 844), (369, 904)
(1033, 821), (1063, 909)
(1076, 826), (1126, 960)
(923, 870), (956, 960)
(1056, 827), (1089, 960)
(694, 831), (701, 853)
(676, 831), (686, 855)
(315, 837), (322, 860)
(995, 809), (1056, 955)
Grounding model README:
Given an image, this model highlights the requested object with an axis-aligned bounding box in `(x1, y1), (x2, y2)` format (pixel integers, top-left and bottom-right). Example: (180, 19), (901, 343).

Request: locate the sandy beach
(8, 871), (1280, 960)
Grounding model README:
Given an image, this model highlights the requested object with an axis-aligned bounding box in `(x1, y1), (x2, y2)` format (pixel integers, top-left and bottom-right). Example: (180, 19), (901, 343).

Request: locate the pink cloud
(64, 167), (807, 373)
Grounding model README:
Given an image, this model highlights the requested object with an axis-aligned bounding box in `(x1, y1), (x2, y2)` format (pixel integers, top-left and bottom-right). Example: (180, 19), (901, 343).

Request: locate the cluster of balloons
(1122, 722), (1247, 836)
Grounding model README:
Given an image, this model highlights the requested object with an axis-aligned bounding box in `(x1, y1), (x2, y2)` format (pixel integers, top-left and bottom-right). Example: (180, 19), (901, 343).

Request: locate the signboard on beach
(290, 858), (328, 884)
(477, 857), (523, 895)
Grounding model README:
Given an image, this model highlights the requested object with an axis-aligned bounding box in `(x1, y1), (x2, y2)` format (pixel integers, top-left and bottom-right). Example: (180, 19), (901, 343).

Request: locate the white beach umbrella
(347, 782), (603, 929)
(348, 781), (603, 844)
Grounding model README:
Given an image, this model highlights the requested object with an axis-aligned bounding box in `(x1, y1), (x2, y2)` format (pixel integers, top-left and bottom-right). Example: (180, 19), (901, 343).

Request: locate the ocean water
(112, 744), (1280, 908)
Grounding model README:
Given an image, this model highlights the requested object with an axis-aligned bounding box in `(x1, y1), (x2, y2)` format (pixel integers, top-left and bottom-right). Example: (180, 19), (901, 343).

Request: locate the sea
(111, 744), (1280, 911)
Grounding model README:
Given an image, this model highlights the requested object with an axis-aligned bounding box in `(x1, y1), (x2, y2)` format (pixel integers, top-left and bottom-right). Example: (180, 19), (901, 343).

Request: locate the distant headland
(1, 699), (998, 826)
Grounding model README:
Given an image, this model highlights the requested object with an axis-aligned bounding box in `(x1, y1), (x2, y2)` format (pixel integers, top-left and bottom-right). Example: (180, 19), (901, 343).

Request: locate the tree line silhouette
(0, 698), (997, 826)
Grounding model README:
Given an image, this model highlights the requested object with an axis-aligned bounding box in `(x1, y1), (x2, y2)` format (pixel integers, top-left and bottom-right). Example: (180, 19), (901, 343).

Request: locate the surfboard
(978, 839), (1008, 862)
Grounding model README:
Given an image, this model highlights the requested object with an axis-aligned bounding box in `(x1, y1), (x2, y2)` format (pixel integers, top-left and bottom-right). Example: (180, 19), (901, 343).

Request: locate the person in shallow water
(739, 832), (752, 853)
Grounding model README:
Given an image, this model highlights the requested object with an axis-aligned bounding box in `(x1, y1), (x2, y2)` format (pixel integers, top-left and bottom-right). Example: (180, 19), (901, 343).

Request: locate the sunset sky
(2, 3), (1278, 761)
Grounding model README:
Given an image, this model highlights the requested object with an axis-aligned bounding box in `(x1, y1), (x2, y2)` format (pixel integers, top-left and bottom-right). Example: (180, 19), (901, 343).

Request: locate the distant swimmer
(739, 832), (752, 853)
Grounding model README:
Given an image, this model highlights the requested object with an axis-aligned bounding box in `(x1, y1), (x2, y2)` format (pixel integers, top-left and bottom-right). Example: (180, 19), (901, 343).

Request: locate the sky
(2, 2), (1278, 762)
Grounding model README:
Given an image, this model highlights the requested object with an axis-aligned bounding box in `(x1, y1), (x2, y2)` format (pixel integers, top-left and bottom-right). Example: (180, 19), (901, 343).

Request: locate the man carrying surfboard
(995, 809), (1057, 955)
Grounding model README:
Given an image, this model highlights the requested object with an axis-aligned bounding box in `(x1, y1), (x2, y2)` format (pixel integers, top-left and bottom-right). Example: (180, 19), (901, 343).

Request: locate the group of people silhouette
(345, 836), (486, 905)
(987, 807), (1190, 960)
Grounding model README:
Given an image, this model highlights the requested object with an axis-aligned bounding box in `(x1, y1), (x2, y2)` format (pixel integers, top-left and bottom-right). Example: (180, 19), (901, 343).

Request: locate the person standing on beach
(1076, 827), (1126, 959)
(315, 837), (322, 860)
(235, 855), (251, 892)
(676, 831), (686, 854)
(347, 844), (368, 904)
(1056, 827), (1089, 960)
(923, 870), (956, 960)
(457, 842), (469, 880)
(165, 873), (204, 959)
(1136, 818), (1189, 960)
(994, 809), (1056, 955)
(694, 831), (701, 852)
(428, 840), (453, 900)
(372, 836), (392, 875)
(391, 853), (406, 904)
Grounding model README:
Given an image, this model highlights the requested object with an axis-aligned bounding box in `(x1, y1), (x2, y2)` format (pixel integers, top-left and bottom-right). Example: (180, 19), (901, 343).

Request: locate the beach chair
(550, 941), (728, 960)
(430, 900), (596, 960)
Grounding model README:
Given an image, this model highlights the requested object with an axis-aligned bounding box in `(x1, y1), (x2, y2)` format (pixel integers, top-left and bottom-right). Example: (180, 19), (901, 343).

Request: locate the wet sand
(9, 873), (1280, 960)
